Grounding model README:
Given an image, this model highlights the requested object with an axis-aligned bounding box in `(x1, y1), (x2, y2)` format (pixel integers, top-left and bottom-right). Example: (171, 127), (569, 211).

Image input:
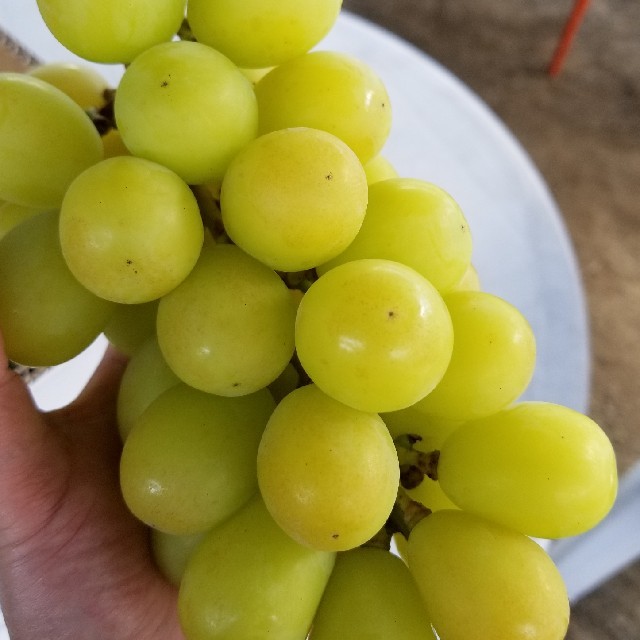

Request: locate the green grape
(120, 383), (276, 535)
(255, 51), (392, 163)
(29, 62), (109, 110)
(310, 547), (436, 640)
(104, 300), (158, 357)
(116, 336), (180, 441)
(35, 0), (187, 63)
(0, 201), (45, 241)
(257, 384), (399, 552)
(59, 156), (204, 304)
(437, 401), (618, 538)
(295, 259), (454, 413)
(178, 495), (335, 640)
(318, 178), (472, 293)
(115, 41), (258, 185)
(151, 529), (207, 587)
(0, 211), (113, 366)
(220, 127), (368, 271)
(156, 243), (296, 396)
(363, 154), (398, 184)
(407, 510), (570, 640)
(0, 73), (103, 208)
(414, 290), (536, 421)
(187, 0), (343, 69)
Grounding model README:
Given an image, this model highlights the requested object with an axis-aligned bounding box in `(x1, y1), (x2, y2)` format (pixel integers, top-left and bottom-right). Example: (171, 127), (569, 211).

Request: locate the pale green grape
(220, 127), (368, 271)
(0, 73), (103, 208)
(29, 62), (109, 110)
(437, 401), (618, 538)
(104, 300), (158, 357)
(414, 290), (536, 421)
(35, 0), (187, 63)
(0, 201), (44, 241)
(363, 154), (398, 184)
(116, 336), (180, 441)
(151, 529), (207, 587)
(120, 383), (275, 535)
(255, 51), (392, 163)
(187, 0), (342, 68)
(0, 211), (113, 366)
(257, 384), (399, 552)
(295, 259), (454, 413)
(318, 178), (472, 293)
(408, 510), (570, 640)
(59, 156), (204, 304)
(156, 243), (296, 396)
(178, 495), (335, 640)
(267, 362), (300, 403)
(310, 547), (436, 639)
(115, 41), (258, 185)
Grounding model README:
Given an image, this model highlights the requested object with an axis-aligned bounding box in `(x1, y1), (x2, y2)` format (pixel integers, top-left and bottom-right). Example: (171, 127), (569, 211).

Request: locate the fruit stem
(395, 434), (440, 488)
(388, 487), (431, 539)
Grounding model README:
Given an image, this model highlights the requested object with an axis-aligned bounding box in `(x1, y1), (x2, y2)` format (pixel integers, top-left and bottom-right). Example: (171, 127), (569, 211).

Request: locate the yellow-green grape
(295, 259), (454, 413)
(156, 243), (296, 396)
(151, 529), (207, 587)
(0, 73), (103, 208)
(437, 402), (618, 538)
(239, 67), (273, 85)
(28, 62), (109, 110)
(179, 495), (335, 640)
(310, 547), (436, 640)
(408, 510), (570, 640)
(220, 127), (368, 271)
(0, 211), (113, 366)
(115, 41), (258, 185)
(255, 51), (392, 163)
(120, 383), (276, 535)
(35, 0), (187, 63)
(383, 407), (460, 512)
(104, 300), (158, 357)
(449, 262), (481, 292)
(101, 129), (131, 159)
(187, 0), (342, 69)
(318, 178), (473, 293)
(0, 201), (44, 241)
(257, 384), (399, 552)
(116, 337), (180, 441)
(363, 154), (398, 184)
(414, 290), (536, 421)
(59, 156), (204, 304)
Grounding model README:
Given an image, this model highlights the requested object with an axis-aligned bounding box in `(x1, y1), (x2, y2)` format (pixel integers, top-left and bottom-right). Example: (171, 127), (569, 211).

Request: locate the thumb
(0, 329), (70, 541)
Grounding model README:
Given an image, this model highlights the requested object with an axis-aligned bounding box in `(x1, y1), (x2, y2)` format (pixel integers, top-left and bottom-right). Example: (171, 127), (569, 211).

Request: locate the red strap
(548, 0), (591, 77)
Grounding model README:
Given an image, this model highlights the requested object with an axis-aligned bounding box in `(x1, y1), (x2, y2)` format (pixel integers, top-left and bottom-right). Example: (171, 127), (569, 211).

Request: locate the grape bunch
(0, 1), (618, 639)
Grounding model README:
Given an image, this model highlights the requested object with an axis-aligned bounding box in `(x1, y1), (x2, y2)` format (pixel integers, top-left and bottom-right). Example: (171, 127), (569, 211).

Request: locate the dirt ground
(342, 0), (639, 637)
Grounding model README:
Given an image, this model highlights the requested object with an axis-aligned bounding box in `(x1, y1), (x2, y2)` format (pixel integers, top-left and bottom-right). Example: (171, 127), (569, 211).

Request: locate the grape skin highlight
(257, 384), (399, 552)
(115, 41), (258, 185)
(220, 127), (368, 271)
(59, 156), (204, 304)
(295, 259), (454, 413)
(0, 73), (103, 208)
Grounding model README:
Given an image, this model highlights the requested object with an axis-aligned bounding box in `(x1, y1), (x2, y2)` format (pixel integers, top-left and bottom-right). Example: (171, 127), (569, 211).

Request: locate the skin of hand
(0, 330), (185, 640)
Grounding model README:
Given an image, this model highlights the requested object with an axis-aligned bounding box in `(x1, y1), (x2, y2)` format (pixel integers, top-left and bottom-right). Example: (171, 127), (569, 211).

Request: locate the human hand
(0, 330), (184, 640)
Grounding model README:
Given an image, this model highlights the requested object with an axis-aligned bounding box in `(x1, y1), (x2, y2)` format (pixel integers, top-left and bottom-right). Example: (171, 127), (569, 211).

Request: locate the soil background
(342, 0), (639, 637)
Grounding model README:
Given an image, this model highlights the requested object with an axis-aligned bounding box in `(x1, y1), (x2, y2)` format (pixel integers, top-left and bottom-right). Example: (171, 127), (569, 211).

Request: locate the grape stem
(87, 88), (117, 136)
(394, 434), (440, 489)
(388, 487), (431, 540)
